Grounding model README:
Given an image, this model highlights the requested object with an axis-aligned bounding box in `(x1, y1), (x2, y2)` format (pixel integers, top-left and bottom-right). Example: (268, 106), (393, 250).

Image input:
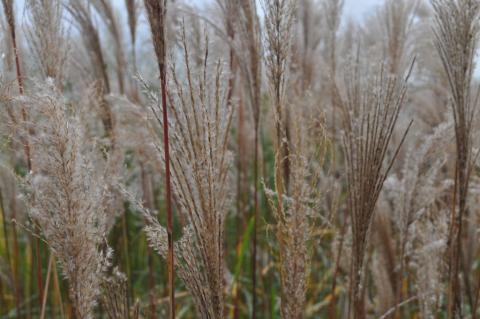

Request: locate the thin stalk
(447, 144), (460, 318)
(140, 162), (156, 318)
(35, 238), (44, 316)
(148, 246), (157, 318)
(143, 1), (175, 317)
(472, 267), (480, 319)
(461, 247), (474, 312)
(160, 58), (175, 319)
(121, 211), (132, 305)
(328, 209), (348, 318)
(0, 272), (4, 314)
(0, 188), (16, 309)
(27, 237), (34, 319)
(231, 78), (248, 317)
(1, 187), (22, 317)
(245, 2), (261, 314)
(228, 39), (242, 319)
(1, 2), (43, 313)
(52, 261), (65, 318)
(393, 230), (408, 319)
(2, 0), (32, 170)
(40, 254), (54, 319)
(252, 122), (259, 319)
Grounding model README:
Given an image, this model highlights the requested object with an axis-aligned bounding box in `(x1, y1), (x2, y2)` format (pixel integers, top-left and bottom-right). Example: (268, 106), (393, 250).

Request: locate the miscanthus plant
(381, 120), (453, 316)
(137, 32), (234, 319)
(21, 82), (113, 319)
(339, 57), (413, 319)
(5, 0), (480, 317)
(431, 0), (480, 316)
(263, 0), (320, 318)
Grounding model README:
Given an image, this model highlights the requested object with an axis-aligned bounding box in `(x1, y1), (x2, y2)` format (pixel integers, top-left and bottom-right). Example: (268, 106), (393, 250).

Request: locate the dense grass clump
(1, 0), (480, 318)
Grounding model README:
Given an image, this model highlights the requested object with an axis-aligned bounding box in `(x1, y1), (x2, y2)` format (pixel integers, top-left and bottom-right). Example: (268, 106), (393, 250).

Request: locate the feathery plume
(140, 32), (234, 319)
(339, 58), (413, 318)
(23, 83), (112, 319)
(263, 1), (316, 318)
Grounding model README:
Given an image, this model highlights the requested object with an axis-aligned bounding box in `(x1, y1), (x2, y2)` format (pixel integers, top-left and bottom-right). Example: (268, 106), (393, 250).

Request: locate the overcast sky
(343, 0), (383, 20)
(13, 0), (384, 25)
(187, 0), (384, 21)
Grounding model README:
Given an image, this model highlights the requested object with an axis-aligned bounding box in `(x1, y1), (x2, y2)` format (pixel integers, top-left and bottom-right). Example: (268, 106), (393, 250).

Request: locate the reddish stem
(4, 3), (42, 311)
(159, 61), (175, 319)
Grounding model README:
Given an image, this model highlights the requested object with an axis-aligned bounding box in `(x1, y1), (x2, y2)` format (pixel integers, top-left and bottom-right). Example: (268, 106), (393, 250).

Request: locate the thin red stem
(4, 4), (42, 311)
(160, 61), (175, 319)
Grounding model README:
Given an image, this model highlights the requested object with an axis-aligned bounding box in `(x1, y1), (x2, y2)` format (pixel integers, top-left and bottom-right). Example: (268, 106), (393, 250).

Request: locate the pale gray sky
(344, 0), (383, 20)
(14, 0), (383, 25)
(187, 0), (384, 21)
